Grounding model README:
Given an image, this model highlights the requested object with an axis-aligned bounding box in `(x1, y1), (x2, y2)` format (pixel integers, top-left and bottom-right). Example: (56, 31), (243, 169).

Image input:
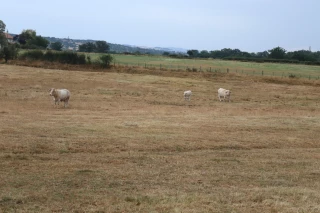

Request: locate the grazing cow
(218, 88), (231, 102)
(184, 90), (192, 101)
(49, 88), (71, 107)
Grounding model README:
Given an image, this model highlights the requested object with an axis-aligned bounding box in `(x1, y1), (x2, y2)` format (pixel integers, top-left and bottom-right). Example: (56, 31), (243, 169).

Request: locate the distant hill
(44, 36), (187, 55)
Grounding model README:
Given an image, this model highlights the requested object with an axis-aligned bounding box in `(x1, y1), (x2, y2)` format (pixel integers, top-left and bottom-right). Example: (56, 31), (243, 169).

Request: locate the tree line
(1, 19), (320, 66)
(10, 29), (110, 53)
(185, 47), (320, 64)
(0, 20), (113, 65)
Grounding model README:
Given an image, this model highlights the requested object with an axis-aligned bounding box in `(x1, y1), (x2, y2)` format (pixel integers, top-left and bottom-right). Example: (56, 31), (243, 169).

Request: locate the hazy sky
(2, 0), (319, 52)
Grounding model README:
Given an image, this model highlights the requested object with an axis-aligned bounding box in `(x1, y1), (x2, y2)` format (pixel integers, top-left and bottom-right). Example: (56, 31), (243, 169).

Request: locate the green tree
(209, 50), (221, 58)
(268, 46), (286, 59)
(256, 51), (269, 58)
(240, 51), (252, 58)
(0, 20), (19, 62)
(27, 35), (49, 49)
(187, 49), (199, 57)
(78, 42), (96, 52)
(289, 50), (316, 62)
(50, 41), (63, 51)
(95, 41), (109, 53)
(0, 20), (7, 48)
(18, 29), (36, 44)
(1, 44), (19, 63)
(199, 50), (210, 58)
(16, 29), (49, 49)
(0, 20), (5, 32)
(99, 54), (113, 68)
(220, 48), (234, 57)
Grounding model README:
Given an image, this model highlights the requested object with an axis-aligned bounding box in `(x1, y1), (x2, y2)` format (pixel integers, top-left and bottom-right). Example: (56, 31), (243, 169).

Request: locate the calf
(218, 88), (231, 102)
(184, 90), (192, 101)
(49, 88), (71, 107)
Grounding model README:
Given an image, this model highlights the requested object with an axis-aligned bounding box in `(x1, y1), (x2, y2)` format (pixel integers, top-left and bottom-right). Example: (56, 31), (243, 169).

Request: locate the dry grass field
(1, 64), (320, 213)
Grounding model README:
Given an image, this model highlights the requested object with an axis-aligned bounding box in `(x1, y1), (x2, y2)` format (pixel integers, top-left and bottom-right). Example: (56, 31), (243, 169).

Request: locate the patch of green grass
(106, 54), (320, 79)
(107, 54), (317, 71)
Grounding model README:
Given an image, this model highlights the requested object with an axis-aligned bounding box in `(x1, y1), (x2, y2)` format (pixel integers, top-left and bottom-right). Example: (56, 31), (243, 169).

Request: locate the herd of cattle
(49, 87), (231, 108)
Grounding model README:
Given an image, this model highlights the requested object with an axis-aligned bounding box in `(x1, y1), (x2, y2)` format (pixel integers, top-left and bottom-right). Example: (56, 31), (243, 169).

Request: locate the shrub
(18, 50), (86, 64)
(99, 54), (113, 68)
(20, 44), (45, 50)
(19, 50), (44, 60)
(0, 44), (19, 62)
(43, 50), (55, 62)
(87, 55), (91, 64)
(51, 51), (85, 64)
(78, 54), (86, 64)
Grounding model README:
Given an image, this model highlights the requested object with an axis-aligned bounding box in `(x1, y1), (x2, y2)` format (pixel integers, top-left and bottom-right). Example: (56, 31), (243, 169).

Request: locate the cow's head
(49, 88), (55, 96)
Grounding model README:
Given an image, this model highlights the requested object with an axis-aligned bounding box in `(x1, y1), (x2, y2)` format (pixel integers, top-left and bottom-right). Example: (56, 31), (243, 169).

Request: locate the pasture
(1, 64), (320, 212)
(90, 53), (320, 79)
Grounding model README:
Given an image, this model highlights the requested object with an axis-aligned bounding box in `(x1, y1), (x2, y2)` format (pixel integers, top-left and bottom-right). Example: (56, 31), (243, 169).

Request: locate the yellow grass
(1, 64), (320, 212)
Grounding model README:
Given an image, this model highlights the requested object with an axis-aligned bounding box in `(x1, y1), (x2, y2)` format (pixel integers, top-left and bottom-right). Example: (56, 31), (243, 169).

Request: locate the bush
(57, 51), (85, 64)
(0, 44), (19, 62)
(50, 41), (63, 51)
(78, 54), (86, 65)
(87, 55), (91, 64)
(43, 50), (55, 62)
(99, 54), (113, 68)
(20, 44), (45, 50)
(18, 50), (86, 64)
(19, 50), (44, 60)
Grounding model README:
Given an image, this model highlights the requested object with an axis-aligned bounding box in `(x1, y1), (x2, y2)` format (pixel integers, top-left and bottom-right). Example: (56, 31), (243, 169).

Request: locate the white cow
(184, 90), (192, 101)
(49, 88), (71, 107)
(218, 88), (231, 102)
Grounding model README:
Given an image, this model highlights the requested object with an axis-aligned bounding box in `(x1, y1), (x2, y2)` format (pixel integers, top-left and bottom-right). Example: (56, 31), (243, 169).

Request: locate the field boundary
(113, 61), (320, 80)
(5, 60), (320, 86)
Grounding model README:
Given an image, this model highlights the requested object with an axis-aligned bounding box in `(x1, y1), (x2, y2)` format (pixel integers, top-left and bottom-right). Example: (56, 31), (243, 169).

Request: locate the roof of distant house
(4, 33), (14, 39)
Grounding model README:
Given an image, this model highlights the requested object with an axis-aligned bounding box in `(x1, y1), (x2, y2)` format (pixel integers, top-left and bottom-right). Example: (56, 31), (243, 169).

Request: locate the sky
(2, 0), (320, 53)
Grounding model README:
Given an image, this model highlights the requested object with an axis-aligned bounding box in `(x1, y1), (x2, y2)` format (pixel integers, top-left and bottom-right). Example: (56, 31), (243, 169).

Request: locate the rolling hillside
(44, 36), (187, 54)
